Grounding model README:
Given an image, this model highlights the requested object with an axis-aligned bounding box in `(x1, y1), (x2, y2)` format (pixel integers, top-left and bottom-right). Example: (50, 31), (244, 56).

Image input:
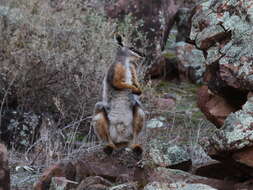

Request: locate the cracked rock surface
(191, 0), (253, 175)
(191, 0), (253, 93)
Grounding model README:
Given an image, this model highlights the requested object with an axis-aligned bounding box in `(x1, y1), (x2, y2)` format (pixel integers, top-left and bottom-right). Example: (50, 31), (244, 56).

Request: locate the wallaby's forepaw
(103, 144), (116, 155)
(130, 144), (143, 156)
(133, 88), (142, 95)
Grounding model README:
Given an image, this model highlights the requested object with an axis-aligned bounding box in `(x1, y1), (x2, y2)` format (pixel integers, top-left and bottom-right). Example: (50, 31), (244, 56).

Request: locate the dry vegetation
(0, 0), (117, 119)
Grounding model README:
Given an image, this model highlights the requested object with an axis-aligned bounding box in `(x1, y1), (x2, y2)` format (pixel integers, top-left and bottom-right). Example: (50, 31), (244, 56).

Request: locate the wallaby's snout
(128, 49), (143, 62)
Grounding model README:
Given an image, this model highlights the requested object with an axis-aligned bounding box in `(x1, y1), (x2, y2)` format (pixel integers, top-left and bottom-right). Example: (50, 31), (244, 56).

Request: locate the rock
(163, 6), (204, 83)
(205, 96), (253, 155)
(76, 152), (139, 182)
(34, 149), (143, 189)
(164, 56), (180, 81)
(175, 8), (192, 43)
(77, 184), (108, 190)
(148, 50), (179, 79)
(76, 176), (112, 190)
(144, 182), (218, 190)
(235, 180), (253, 190)
(176, 41), (206, 83)
(147, 55), (167, 79)
(190, 0), (253, 98)
(194, 160), (246, 181)
(49, 177), (77, 190)
(200, 96), (253, 180)
(143, 182), (170, 190)
(188, 144), (213, 166)
(233, 146), (253, 168)
(149, 167), (235, 190)
(169, 182), (218, 190)
(105, 0), (179, 51)
(147, 139), (191, 170)
(197, 85), (237, 128)
(0, 144), (10, 190)
(34, 162), (76, 190)
(195, 25), (227, 50)
(36, 147), (248, 190)
(109, 182), (138, 190)
(0, 110), (42, 149)
(191, 0), (253, 177)
(146, 117), (166, 129)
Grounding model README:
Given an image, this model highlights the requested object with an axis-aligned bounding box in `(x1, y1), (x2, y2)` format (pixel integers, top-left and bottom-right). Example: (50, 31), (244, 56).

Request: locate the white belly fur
(108, 91), (133, 143)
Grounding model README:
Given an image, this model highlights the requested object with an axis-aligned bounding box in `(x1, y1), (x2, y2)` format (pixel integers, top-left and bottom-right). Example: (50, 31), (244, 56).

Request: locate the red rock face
(233, 147), (253, 168)
(197, 85), (237, 128)
(0, 144), (10, 190)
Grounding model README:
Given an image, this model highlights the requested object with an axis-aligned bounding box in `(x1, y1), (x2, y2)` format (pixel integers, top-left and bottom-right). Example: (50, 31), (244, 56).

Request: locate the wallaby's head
(115, 34), (144, 63)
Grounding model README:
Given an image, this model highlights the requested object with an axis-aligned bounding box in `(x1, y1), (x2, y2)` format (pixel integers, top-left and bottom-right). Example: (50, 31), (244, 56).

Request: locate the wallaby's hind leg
(93, 102), (117, 155)
(130, 105), (145, 155)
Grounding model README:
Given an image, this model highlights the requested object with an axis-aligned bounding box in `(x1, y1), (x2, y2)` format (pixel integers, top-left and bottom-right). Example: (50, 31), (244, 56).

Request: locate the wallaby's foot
(103, 144), (116, 155)
(130, 144), (143, 156)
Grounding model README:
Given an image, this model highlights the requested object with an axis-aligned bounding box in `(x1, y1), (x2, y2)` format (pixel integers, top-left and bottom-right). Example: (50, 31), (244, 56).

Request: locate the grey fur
(95, 45), (145, 145)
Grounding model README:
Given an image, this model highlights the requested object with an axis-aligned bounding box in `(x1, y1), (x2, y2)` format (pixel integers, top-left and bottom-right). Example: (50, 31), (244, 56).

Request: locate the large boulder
(190, 0), (253, 175)
(34, 149), (145, 189)
(205, 95), (253, 156)
(147, 139), (191, 170)
(199, 92), (253, 180)
(191, 0), (253, 104)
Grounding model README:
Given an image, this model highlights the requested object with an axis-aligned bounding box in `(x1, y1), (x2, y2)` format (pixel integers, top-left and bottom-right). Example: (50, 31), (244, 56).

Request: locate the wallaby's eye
(116, 34), (123, 47)
(129, 47), (136, 51)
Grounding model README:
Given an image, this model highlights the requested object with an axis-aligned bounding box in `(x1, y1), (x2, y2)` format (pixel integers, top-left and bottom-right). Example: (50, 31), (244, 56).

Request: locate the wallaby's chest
(124, 61), (132, 85)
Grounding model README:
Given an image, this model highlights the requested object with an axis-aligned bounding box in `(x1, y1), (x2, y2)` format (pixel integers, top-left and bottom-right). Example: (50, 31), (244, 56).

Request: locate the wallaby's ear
(115, 33), (124, 47)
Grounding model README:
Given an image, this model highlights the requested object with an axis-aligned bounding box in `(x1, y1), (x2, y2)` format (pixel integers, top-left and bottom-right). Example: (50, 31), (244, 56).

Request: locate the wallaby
(92, 35), (145, 155)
